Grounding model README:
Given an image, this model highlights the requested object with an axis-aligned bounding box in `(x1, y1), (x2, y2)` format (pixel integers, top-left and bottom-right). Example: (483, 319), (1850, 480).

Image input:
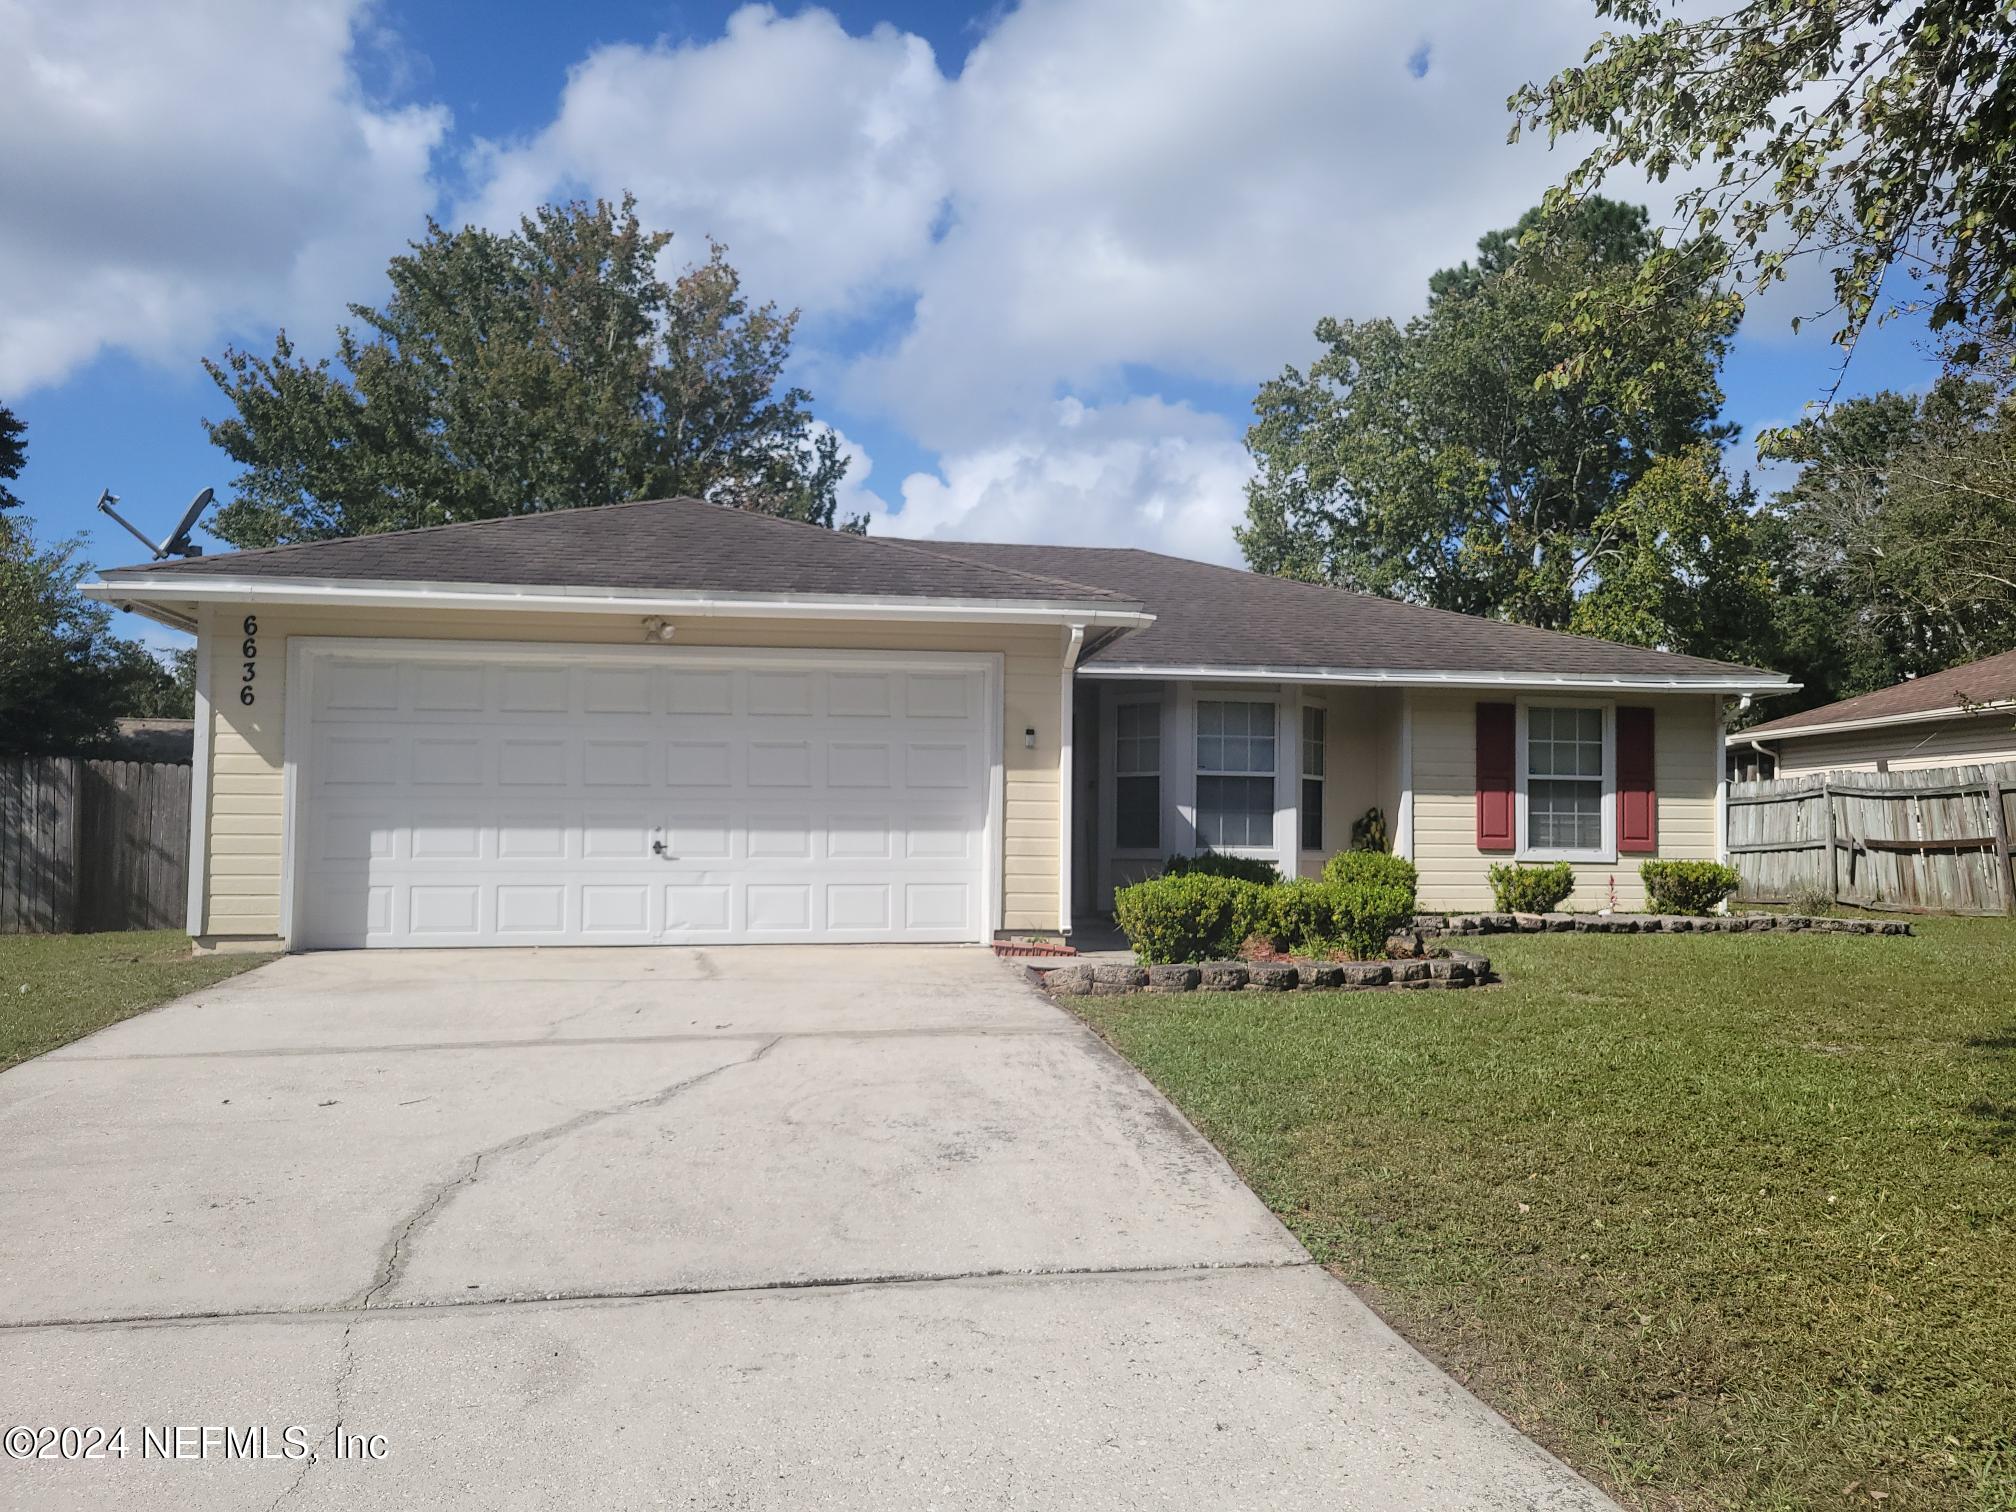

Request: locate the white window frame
(1111, 699), (1163, 857)
(1514, 698), (1616, 863)
(1193, 696), (1279, 853)
(1299, 701), (1326, 854)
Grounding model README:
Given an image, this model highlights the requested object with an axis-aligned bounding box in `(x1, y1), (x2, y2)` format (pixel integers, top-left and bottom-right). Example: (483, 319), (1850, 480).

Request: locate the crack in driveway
(253, 1035), (783, 1508)
(354, 1035), (782, 1310)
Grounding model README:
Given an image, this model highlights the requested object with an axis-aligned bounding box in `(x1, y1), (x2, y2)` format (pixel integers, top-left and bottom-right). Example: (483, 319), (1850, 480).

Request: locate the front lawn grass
(0, 930), (273, 1071)
(1069, 917), (2016, 1511)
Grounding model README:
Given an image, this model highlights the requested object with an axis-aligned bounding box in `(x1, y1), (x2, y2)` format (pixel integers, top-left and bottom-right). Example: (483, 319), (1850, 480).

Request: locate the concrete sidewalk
(0, 946), (1615, 1510)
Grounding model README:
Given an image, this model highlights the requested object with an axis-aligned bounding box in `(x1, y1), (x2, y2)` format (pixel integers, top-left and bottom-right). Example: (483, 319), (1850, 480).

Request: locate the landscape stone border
(1414, 911), (1911, 937)
(1033, 948), (1494, 997)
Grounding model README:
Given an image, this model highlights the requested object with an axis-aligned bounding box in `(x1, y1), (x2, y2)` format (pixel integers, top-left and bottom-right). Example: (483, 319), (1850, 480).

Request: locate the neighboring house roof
(96, 496), (1133, 607)
(937, 542), (1781, 687)
(1745, 646), (2016, 739)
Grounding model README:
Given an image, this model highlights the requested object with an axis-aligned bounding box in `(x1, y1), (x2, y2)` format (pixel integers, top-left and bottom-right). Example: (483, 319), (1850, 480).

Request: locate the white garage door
(291, 645), (998, 948)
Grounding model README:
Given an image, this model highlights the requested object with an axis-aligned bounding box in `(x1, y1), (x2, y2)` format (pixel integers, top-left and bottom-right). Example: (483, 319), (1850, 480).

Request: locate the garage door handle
(651, 839), (668, 857)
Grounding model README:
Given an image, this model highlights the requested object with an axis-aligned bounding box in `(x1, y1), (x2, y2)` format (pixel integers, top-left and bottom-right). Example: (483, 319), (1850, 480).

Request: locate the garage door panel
(583, 739), (652, 787)
(410, 817), (482, 861)
(297, 654), (993, 948)
(748, 671), (815, 716)
(827, 815), (893, 860)
(828, 672), (893, 717)
(905, 882), (971, 932)
(496, 884), (567, 934)
(666, 741), (733, 786)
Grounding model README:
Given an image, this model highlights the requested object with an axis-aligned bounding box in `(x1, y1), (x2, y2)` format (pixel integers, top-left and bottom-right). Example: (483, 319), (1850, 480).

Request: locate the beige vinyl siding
(1771, 713), (2016, 777)
(1410, 691), (1721, 912)
(196, 605), (1068, 942)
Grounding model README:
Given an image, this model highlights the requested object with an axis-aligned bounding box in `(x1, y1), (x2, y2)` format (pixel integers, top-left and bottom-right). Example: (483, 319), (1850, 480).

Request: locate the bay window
(1195, 699), (1276, 849)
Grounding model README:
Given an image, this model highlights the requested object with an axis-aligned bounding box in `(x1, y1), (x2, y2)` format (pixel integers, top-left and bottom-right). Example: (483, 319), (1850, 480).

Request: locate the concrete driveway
(0, 947), (1612, 1510)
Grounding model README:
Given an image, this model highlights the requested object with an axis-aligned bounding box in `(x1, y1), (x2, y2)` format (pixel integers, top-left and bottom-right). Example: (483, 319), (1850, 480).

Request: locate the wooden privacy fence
(1727, 761), (2016, 915)
(0, 757), (192, 933)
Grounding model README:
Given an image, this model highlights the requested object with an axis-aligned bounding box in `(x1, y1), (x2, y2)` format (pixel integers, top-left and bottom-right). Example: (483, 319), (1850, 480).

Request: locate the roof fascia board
(1078, 662), (1794, 695)
(1749, 698), (2016, 742)
(84, 575), (1152, 628)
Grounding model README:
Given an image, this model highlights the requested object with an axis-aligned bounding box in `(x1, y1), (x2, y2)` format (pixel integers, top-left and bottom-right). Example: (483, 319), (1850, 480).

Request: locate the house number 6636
(238, 614), (258, 706)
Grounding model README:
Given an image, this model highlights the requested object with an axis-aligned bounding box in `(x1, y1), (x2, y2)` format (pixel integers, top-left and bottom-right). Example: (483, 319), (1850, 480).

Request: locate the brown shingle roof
(99, 498), (1788, 682)
(1745, 647), (2016, 736)
(932, 543), (1779, 681)
(98, 497), (1132, 605)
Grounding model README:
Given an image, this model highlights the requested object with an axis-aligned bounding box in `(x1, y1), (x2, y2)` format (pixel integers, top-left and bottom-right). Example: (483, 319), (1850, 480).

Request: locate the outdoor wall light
(1025, 727), (1036, 749)
(641, 617), (676, 643)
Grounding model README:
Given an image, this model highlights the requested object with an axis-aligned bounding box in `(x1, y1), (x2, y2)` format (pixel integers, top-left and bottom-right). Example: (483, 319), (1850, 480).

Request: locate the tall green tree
(0, 414), (197, 752)
(0, 402), (25, 512)
(1512, 0), (2016, 384)
(1240, 198), (1764, 656)
(1, 521), (128, 754)
(205, 196), (857, 547)
(1757, 378), (2016, 710)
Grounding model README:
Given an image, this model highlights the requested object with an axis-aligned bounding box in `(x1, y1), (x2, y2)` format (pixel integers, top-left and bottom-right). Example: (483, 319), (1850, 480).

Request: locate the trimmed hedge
(1487, 861), (1576, 914)
(1323, 850), (1419, 894)
(1640, 860), (1741, 915)
(1114, 856), (1417, 965)
(1113, 875), (1268, 964)
(1162, 851), (1281, 884)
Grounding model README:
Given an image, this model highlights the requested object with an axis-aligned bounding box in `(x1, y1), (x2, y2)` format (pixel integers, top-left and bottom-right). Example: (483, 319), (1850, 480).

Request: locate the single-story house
(88, 497), (1792, 951)
(1736, 646), (2016, 780)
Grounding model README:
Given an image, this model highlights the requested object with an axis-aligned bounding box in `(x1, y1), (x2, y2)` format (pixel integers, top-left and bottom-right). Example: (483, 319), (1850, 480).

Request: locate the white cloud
(467, 2), (1620, 448)
(456, 5), (949, 315)
(846, 0), (1620, 447)
(0, 0), (445, 394)
(869, 397), (1256, 564)
(461, 0), (1639, 555)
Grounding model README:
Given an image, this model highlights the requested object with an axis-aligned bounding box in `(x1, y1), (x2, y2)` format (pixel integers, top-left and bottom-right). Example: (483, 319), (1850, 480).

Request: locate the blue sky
(4, 0), (1941, 655)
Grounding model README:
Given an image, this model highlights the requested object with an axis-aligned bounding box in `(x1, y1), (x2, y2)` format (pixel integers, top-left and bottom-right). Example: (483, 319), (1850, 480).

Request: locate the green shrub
(1161, 851), (1281, 884)
(1322, 849), (1419, 903)
(1640, 860), (1741, 915)
(1113, 874), (1269, 964)
(1257, 878), (1335, 951)
(1114, 870), (1416, 963)
(1321, 881), (1419, 960)
(1487, 861), (1576, 914)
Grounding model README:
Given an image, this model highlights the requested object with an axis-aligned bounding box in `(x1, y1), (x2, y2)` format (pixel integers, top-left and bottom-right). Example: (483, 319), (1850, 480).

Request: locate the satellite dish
(161, 487), (213, 558)
(95, 485), (214, 560)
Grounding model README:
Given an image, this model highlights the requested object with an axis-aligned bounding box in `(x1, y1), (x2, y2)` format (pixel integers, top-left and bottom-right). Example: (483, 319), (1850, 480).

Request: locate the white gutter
(1746, 698), (2016, 742)
(185, 606), (212, 938)
(1059, 624), (1086, 935)
(1078, 662), (1796, 696)
(83, 574), (1151, 629)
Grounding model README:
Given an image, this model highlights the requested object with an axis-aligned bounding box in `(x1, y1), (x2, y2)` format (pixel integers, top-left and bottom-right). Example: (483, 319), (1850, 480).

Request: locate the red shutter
(1617, 705), (1657, 854)
(1475, 702), (1516, 852)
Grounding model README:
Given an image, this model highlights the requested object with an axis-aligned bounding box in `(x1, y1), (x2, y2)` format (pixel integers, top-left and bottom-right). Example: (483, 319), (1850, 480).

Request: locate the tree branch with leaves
(1512, 0), (2016, 385)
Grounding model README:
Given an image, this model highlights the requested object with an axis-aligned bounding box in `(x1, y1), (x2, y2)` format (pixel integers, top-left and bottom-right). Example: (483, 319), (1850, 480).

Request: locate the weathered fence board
(0, 757), (191, 933)
(1727, 761), (2016, 915)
